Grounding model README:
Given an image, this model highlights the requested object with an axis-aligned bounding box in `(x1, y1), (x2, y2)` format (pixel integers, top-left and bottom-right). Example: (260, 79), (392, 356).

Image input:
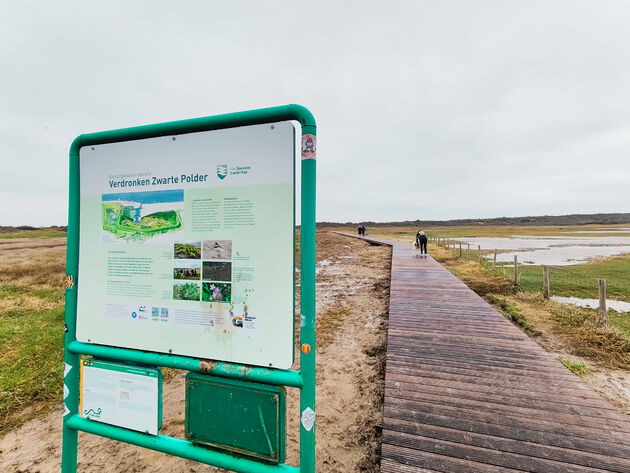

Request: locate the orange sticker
(301, 343), (311, 354)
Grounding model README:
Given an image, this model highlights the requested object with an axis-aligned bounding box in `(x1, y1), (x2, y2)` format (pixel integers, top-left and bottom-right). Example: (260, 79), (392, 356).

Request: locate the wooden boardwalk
(341, 234), (630, 473)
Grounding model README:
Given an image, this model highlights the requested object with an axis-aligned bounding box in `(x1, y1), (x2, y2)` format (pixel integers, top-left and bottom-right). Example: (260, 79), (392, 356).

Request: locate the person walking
(416, 230), (428, 256)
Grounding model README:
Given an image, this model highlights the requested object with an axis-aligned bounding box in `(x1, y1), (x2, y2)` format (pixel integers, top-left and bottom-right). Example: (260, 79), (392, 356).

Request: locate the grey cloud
(1, 0), (629, 225)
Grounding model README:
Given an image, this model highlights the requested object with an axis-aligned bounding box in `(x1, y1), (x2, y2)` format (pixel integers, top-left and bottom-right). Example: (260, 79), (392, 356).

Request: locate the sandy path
(0, 232), (391, 472)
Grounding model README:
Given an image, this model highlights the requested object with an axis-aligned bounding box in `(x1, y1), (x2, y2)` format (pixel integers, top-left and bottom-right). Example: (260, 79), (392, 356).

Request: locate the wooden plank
(383, 418), (630, 472)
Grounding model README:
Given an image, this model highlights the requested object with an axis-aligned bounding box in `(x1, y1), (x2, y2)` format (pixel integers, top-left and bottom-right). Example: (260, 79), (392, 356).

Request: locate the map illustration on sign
(101, 189), (184, 243)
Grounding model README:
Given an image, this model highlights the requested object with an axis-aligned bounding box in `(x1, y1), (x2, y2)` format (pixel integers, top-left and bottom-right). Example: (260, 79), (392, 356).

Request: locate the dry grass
(0, 238), (67, 431)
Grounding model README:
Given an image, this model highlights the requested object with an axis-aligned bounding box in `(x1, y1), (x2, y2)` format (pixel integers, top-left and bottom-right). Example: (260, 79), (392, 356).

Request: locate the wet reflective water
(551, 296), (630, 313)
(455, 236), (630, 266)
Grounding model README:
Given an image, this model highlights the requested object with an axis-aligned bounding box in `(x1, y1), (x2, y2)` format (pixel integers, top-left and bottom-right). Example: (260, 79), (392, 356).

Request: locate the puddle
(551, 296), (630, 313)
(456, 236), (630, 266)
(563, 227), (630, 234)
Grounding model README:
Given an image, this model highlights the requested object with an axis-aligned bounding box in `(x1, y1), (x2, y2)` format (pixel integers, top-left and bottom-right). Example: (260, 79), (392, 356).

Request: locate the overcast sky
(1, 1), (629, 226)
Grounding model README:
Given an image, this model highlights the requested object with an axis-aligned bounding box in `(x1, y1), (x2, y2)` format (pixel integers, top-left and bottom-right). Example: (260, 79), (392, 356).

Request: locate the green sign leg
(61, 351), (79, 472)
(62, 147), (80, 473)
(299, 131), (316, 473)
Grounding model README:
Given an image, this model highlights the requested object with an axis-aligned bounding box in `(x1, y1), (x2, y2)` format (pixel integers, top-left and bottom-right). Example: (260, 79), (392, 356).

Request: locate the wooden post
(478, 245), (482, 263)
(459, 243), (462, 258)
(598, 278), (607, 326)
(543, 265), (550, 299)
(514, 255), (518, 285)
(492, 249), (497, 271)
(467, 244), (470, 261)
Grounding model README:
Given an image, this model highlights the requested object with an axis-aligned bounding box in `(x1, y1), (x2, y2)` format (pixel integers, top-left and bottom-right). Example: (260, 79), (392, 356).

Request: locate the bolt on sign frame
(62, 104), (317, 473)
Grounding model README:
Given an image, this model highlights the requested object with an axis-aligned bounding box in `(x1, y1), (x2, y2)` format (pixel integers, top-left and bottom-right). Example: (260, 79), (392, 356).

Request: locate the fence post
(514, 255), (518, 285)
(598, 278), (607, 326)
(459, 243), (462, 258)
(543, 265), (550, 299)
(467, 244), (470, 262)
(493, 249), (497, 271)
(478, 245), (482, 263)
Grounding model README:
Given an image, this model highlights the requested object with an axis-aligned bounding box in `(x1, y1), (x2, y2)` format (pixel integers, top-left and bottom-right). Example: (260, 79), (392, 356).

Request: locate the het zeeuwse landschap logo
(216, 164), (251, 180)
(217, 164), (228, 180)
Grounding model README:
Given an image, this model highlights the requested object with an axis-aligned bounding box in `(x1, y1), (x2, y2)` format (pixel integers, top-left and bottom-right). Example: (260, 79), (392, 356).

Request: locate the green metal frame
(62, 104), (317, 473)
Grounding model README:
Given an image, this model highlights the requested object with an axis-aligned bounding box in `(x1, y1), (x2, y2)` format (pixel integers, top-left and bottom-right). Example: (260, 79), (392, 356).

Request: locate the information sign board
(80, 359), (162, 435)
(75, 122), (295, 368)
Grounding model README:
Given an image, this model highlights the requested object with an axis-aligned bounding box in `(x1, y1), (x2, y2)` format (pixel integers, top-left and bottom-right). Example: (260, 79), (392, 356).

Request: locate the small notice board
(80, 359), (162, 435)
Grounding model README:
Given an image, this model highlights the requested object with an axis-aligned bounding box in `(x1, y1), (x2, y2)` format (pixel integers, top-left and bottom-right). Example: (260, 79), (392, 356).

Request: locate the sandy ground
(0, 232), (391, 472)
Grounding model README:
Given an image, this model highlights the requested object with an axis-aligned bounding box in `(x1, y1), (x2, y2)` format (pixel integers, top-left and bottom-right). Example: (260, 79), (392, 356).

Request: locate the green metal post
(62, 142), (80, 473)
(299, 120), (317, 473)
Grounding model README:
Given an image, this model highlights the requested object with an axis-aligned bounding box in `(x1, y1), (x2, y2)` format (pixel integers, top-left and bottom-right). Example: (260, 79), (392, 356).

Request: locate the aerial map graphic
(101, 189), (184, 242)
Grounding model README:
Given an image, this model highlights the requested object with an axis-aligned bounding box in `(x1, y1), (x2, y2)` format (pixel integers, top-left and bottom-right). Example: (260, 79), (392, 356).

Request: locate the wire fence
(429, 236), (630, 303)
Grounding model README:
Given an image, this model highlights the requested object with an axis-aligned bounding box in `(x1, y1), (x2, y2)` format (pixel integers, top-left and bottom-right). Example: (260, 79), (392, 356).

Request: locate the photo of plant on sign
(172, 282), (200, 301)
(202, 282), (231, 303)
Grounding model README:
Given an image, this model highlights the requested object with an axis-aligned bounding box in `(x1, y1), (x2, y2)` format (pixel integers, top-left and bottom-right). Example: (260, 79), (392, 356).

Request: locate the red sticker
(301, 134), (316, 160)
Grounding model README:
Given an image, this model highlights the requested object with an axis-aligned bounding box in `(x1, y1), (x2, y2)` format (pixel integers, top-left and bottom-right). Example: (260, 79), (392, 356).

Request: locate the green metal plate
(185, 373), (285, 463)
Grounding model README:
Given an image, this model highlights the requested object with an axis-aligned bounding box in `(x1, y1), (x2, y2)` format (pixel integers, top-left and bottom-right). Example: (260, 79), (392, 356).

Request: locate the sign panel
(185, 373), (285, 463)
(76, 122), (295, 368)
(80, 359), (162, 435)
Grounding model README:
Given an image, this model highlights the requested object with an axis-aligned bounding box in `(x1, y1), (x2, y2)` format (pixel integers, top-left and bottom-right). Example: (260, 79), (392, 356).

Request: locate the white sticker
(64, 363), (72, 378)
(301, 407), (315, 432)
(63, 404), (70, 416)
(300, 314), (306, 327)
(63, 384), (69, 400)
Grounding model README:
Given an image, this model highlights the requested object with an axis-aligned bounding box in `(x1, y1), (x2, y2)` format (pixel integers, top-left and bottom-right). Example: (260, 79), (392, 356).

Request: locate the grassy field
(0, 236), (66, 431)
(0, 228), (67, 239)
(511, 256), (630, 300)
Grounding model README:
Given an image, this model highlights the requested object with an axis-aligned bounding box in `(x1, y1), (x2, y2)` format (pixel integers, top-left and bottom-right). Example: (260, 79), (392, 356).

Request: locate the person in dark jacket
(415, 230), (428, 256)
